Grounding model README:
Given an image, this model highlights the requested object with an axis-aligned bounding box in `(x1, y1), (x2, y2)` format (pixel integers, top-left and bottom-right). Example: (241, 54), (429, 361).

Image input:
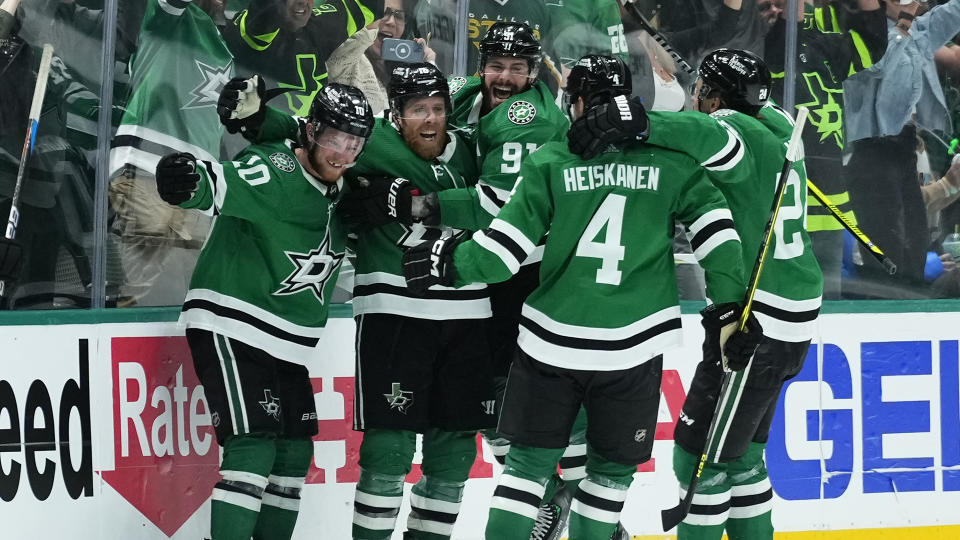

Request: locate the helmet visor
(313, 126), (366, 166)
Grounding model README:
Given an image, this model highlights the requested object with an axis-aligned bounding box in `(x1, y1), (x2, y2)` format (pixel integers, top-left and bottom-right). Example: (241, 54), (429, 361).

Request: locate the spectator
(0, 0), (19, 39)
(224, 0), (382, 116)
(764, 0), (885, 300)
(107, 0), (232, 307)
(843, 0), (960, 297)
(325, 0), (435, 115)
(658, 0), (763, 69)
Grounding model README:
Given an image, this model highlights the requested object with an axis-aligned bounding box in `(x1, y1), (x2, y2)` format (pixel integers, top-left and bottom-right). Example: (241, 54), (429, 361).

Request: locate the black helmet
(388, 62), (452, 116)
(307, 83), (375, 139)
(565, 54), (632, 107)
(698, 48), (772, 116)
(479, 21), (543, 77)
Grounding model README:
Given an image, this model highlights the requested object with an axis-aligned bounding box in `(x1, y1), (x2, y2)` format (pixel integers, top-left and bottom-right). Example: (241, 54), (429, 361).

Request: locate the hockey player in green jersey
(154, 84), (374, 540)
(402, 54), (762, 540)
(338, 64), (498, 540)
(569, 48), (824, 540)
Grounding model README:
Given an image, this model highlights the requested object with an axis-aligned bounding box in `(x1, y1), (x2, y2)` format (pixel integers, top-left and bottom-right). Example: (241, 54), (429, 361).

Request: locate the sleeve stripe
(489, 218), (537, 255)
(201, 160), (226, 216)
(687, 208), (734, 237)
(688, 218), (736, 253)
(702, 122), (744, 171)
(477, 183), (509, 217)
(691, 228), (740, 261)
(158, 0), (188, 16)
(473, 230), (522, 274)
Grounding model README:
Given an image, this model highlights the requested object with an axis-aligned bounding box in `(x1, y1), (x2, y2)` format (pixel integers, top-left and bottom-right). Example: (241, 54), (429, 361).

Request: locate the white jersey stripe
(692, 229), (741, 261)
(489, 218), (537, 255)
(473, 230), (522, 274)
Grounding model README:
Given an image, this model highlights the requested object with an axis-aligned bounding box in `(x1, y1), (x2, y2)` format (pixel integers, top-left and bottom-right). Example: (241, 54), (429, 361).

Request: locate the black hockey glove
(402, 234), (463, 294)
(0, 237), (23, 282)
(700, 302), (763, 372)
(568, 95), (650, 160)
(155, 152), (200, 206)
(218, 75), (266, 137)
(339, 176), (417, 232)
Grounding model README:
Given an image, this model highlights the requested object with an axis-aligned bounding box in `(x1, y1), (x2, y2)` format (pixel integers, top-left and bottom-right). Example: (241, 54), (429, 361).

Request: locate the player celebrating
(569, 49), (824, 539)
(402, 54), (760, 540)
(154, 84), (374, 540)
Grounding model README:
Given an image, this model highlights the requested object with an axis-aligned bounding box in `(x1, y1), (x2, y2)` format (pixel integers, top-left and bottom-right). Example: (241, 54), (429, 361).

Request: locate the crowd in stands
(3, 0), (960, 308)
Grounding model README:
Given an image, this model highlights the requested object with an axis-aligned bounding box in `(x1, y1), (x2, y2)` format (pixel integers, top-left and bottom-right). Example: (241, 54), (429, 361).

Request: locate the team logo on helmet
(269, 152), (297, 173)
(507, 100), (537, 125)
(448, 76), (467, 95)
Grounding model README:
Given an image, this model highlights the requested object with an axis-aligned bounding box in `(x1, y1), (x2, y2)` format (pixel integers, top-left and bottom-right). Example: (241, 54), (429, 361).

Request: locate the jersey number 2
(576, 194), (626, 285)
(773, 168), (806, 260)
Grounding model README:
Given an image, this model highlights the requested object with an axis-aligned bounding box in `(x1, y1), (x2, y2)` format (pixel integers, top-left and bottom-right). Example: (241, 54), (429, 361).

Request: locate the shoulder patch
(507, 100), (537, 125)
(269, 152), (298, 173)
(448, 76), (468, 95)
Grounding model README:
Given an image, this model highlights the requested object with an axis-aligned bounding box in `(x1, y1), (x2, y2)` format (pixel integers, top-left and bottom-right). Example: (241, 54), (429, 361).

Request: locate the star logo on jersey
(182, 59), (233, 110)
(795, 71), (844, 149)
(275, 230), (345, 303)
(259, 389), (282, 421)
(507, 100), (537, 125)
(269, 152), (297, 173)
(448, 76), (467, 95)
(384, 383), (414, 414)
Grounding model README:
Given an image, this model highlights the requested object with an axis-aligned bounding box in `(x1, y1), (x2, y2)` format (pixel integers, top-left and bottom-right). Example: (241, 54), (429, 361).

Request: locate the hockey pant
(486, 443), (634, 540)
(210, 433), (312, 540)
(353, 428), (477, 539)
(673, 443), (774, 540)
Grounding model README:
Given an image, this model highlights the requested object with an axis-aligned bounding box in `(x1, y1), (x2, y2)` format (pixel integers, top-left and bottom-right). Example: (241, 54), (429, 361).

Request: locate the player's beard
(402, 125), (448, 161)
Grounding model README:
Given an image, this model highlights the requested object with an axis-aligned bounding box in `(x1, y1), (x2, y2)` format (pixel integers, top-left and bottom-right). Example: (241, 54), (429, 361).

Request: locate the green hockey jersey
(110, 0), (232, 174)
(438, 76), (568, 234)
(347, 118), (490, 319)
(180, 140), (346, 365)
(549, 0), (629, 68)
(646, 105), (824, 342)
(452, 142), (746, 370)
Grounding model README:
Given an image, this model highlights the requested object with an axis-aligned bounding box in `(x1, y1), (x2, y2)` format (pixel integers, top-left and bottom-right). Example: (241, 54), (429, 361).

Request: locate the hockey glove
(0, 237), (23, 282)
(155, 152), (200, 206)
(568, 95), (649, 160)
(218, 75), (266, 137)
(339, 176), (417, 232)
(402, 234), (462, 294)
(700, 302), (763, 372)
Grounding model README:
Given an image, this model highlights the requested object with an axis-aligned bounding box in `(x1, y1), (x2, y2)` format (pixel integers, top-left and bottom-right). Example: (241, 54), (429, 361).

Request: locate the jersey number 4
(576, 194), (626, 285)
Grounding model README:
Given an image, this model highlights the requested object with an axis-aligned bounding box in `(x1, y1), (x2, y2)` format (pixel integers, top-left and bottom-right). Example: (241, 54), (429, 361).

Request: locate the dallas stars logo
(795, 71), (844, 149)
(384, 383), (414, 414)
(507, 100), (537, 125)
(275, 230), (344, 303)
(259, 390), (281, 421)
(182, 60), (233, 110)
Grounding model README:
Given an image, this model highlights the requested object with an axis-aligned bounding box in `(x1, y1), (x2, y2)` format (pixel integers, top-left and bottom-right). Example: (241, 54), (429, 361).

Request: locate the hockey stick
(0, 43), (53, 298)
(806, 179), (897, 275)
(661, 107), (810, 532)
(618, 0), (696, 75)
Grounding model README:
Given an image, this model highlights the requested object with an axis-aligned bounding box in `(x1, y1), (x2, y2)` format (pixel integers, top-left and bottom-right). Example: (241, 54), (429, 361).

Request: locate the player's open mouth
(420, 131), (437, 141)
(327, 159), (345, 169)
(493, 86), (514, 100)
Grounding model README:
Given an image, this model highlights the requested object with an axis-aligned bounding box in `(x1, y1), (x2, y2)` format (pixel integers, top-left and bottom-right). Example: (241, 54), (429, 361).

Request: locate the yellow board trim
(626, 524), (960, 540)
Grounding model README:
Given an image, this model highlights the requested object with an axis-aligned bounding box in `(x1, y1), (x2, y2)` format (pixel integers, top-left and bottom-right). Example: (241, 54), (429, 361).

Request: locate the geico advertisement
(0, 314), (958, 539)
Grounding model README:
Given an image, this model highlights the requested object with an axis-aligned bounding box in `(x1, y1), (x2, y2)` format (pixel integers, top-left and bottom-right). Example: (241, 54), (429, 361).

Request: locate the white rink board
(1, 313), (959, 539)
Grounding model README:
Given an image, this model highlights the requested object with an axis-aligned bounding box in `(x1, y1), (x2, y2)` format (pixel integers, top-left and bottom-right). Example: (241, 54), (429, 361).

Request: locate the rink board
(1, 308), (959, 539)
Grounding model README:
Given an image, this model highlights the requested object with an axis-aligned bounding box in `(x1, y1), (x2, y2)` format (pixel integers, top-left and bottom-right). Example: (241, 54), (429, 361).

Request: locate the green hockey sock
(673, 445), (729, 540)
(558, 407), (589, 494)
(211, 433), (276, 540)
(354, 429), (416, 540)
(485, 444), (564, 540)
(406, 430), (476, 539)
(253, 437), (312, 540)
(568, 447), (634, 540)
(726, 442), (774, 540)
